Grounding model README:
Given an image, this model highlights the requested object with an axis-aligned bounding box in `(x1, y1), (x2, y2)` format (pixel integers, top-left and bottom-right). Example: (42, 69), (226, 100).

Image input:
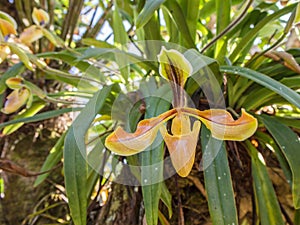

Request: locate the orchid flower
(105, 47), (258, 177)
(0, 11), (17, 41)
(19, 8), (49, 46)
(2, 78), (31, 114)
(0, 11), (17, 63)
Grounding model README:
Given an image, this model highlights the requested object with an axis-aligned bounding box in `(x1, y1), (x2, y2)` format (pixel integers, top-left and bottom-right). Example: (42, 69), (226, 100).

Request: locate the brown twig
(187, 175), (207, 200)
(0, 158), (62, 177)
(175, 175), (185, 225)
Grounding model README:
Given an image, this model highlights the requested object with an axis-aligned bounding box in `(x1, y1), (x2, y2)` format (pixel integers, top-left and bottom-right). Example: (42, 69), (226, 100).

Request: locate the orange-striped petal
(183, 108), (257, 141)
(160, 115), (201, 177)
(105, 109), (177, 156)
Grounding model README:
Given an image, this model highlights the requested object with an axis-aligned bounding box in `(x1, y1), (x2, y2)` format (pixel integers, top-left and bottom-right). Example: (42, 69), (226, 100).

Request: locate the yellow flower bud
(5, 77), (24, 89)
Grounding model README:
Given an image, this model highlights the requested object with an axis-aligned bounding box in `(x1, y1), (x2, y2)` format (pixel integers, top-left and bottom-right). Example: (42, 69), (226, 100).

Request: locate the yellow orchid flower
(0, 11), (17, 41)
(32, 8), (49, 26)
(0, 44), (10, 63)
(19, 25), (43, 46)
(2, 88), (30, 114)
(105, 47), (258, 177)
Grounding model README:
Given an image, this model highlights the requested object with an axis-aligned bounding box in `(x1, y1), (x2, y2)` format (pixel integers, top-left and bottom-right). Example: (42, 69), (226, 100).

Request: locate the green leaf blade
(201, 126), (238, 225)
(260, 115), (300, 208)
(136, 0), (167, 29)
(140, 81), (171, 225)
(246, 140), (285, 225)
(64, 85), (112, 225)
(220, 66), (300, 109)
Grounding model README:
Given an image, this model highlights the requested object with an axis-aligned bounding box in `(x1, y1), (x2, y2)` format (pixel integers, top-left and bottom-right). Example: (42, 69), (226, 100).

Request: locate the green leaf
(238, 76), (300, 109)
(136, 0), (167, 29)
(162, 0), (195, 48)
(220, 66), (300, 109)
(255, 130), (292, 185)
(3, 102), (46, 135)
(86, 136), (109, 198)
(214, 0), (231, 63)
(260, 115), (300, 208)
(160, 182), (172, 218)
(0, 63), (25, 94)
(7, 43), (34, 71)
(246, 140), (285, 225)
(64, 85), (112, 225)
(81, 38), (115, 48)
(229, 3), (297, 63)
(0, 107), (81, 130)
(201, 126), (238, 225)
(37, 50), (106, 81)
(113, 3), (130, 81)
(34, 132), (66, 187)
(178, 0), (200, 42)
(140, 80), (171, 225)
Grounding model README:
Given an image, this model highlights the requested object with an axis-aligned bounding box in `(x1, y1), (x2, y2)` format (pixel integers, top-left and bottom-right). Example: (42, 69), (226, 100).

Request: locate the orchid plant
(105, 47), (258, 177)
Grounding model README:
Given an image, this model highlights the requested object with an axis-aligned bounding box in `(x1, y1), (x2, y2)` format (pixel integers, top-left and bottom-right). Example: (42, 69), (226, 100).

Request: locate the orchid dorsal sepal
(157, 47), (193, 108)
(157, 47), (192, 87)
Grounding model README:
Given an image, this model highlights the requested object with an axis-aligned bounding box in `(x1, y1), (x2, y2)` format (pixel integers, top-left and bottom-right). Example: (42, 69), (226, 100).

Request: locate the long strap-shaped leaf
(140, 81), (171, 225)
(136, 0), (167, 29)
(201, 126), (238, 225)
(260, 115), (300, 209)
(246, 140), (285, 225)
(0, 107), (81, 130)
(64, 86), (112, 225)
(220, 66), (300, 109)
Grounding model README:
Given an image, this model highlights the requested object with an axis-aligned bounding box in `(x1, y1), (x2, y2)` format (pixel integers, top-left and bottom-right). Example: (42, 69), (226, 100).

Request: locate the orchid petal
(183, 108), (258, 141)
(105, 109), (177, 156)
(0, 45), (10, 63)
(32, 8), (49, 26)
(157, 47), (192, 87)
(5, 77), (24, 89)
(20, 25), (43, 45)
(0, 18), (17, 38)
(160, 115), (201, 177)
(0, 11), (17, 30)
(2, 88), (30, 114)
